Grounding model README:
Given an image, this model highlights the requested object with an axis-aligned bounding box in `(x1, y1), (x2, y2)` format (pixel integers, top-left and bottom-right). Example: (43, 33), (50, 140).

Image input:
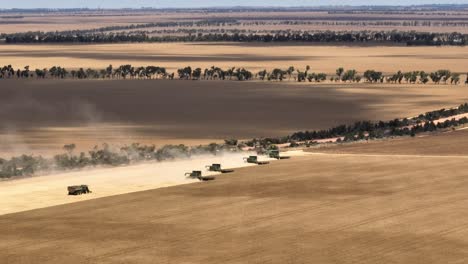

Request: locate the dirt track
(2, 131), (468, 263)
(2, 79), (468, 156)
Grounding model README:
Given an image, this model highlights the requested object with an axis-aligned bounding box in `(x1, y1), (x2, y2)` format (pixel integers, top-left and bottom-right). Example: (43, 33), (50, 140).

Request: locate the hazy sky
(2, 0), (468, 9)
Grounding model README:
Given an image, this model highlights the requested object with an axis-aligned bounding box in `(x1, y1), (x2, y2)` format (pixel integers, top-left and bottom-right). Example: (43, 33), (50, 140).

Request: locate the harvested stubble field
(311, 128), (468, 156)
(2, 130), (468, 263)
(0, 12), (176, 33)
(3, 6), (468, 264)
(2, 9), (468, 33)
(1, 43), (468, 74)
(2, 79), (468, 156)
(0, 152), (261, 216)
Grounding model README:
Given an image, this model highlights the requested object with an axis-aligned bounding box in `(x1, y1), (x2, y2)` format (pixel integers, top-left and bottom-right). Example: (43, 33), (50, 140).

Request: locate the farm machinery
(68, 185), (92, 195)
(243, 156), (269, 165)
(185, 171), (216, 181)
(206, 164), (234, 173)
(268, 150), (291, 160)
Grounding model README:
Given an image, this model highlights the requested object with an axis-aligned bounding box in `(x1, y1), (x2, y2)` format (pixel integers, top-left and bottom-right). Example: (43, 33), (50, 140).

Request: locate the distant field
(0, 13), (173, 33)
(1, 43), (468, 74)
(3, 130), (468, 263)
(1, 9), (468, 33)
(2, 79), (468, 156)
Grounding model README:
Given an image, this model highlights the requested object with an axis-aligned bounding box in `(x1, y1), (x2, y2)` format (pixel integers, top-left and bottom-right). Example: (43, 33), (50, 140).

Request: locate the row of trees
(4, 20), (462, 42)
(0, 64), (254, 81)
(245, 103), (468, 148)
(0, 142), (240, 179)
(241, 20), (468, 28)
(1, 64), (466, 85)
(176, 66), (252, 81)
(364, 69), (461, 84)
(3, 103), (468, 179)
(2, 31), (466, 45)
(0, 19), (241, 38)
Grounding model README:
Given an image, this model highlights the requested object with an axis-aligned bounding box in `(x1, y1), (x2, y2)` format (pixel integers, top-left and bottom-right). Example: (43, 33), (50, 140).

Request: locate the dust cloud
(0, 151), (280, 215)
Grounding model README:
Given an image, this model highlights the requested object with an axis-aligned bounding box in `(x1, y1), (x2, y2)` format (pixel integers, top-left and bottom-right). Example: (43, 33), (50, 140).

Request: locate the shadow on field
(0, 50), (309, 62)
(2, 79), (468, 154)
(0, 79), (370, 138)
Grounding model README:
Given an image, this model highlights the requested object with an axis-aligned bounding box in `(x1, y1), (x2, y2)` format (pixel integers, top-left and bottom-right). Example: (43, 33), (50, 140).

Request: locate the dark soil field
(2, 79), (468, 155)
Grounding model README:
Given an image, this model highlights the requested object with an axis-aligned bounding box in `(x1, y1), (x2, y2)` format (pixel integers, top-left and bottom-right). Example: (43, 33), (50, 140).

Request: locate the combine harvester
(206, 164), (234, 173)
(268, 150), (291, 160)
(243, 156), (270, 165)
(185, 171), (216, 181)
(68, 185), (92, 195)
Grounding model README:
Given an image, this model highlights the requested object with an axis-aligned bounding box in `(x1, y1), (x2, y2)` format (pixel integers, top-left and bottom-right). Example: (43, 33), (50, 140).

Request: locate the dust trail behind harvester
(0, 151), (279, 215)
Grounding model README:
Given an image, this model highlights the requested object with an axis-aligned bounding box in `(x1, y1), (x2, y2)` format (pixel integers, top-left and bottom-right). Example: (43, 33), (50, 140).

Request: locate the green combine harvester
(205, 164), (234, 173)
(243, 156), (269, 165)
(185, 171), (216, 181)
(68, 185), (92, 195)
(268, 150), (291, 160)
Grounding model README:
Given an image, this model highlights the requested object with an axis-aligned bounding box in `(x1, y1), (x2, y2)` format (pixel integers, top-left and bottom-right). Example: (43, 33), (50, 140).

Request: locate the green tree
(287, 66), (295, 81)
(363, 70), (382, 83)
(192, 68), (202, 80)
(106, 64), (113, 78)
(420, 71), (429, 84)
(271, 68), (286, 81)
(451, 73), (460, 85)
(342, 69), (357, 82)
(257, 69), (268, 81)
(336, 67), (344, 80)
(297, 71), (306, 82)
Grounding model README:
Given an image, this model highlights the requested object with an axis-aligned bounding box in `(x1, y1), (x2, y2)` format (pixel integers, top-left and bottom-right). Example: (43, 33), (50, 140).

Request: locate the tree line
(249, 20), (468, 28)
(0, 141), (240, 179)
(1, 64), (466, 85)
(0, 19), (239, 36)
(2, 30), (466, 46)
(246, 103), (468, 148)
(3, 104), (468, 179)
